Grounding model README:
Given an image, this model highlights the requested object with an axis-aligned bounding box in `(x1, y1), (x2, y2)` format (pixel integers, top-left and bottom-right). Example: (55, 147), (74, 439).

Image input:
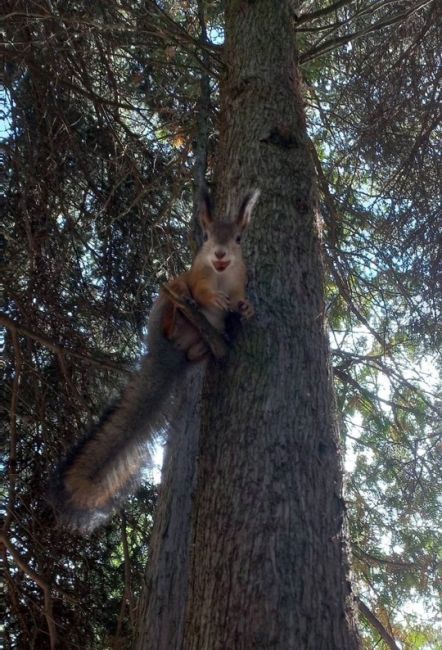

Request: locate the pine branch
(1, 533), (58, 650)
(353, 545), (422, 570)
(0, 314), (130, 373)
(357, 598), (400, 650)
(295, 0), (356, 26)
(300, 0), (433, 62)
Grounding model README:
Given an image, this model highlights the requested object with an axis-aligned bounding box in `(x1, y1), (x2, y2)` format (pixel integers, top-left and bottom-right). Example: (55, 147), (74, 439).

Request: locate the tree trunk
(136, 369), (204, 649)
(137, 1), (361, 648)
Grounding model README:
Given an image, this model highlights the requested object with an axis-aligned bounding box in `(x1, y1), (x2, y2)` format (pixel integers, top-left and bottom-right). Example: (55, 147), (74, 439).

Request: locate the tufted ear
(196, 187), (213, 231)
(236, 189), (260, 231)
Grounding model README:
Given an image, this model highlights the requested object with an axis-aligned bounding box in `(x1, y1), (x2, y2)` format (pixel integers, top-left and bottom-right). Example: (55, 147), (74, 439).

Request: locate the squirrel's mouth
(213, 260), (231, 272)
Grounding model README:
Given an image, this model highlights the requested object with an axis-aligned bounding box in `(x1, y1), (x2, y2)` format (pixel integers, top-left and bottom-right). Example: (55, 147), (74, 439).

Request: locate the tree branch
(193, 0), (212, 199)
(300, 0), (433, 62)
(353, 545), (420, 570)
(357, 598), (400, 650)
(161, 285), (229, 360)
(295, 0), (356, 26)
(1, 533), (57, 650)
(0, 314), (130, 373)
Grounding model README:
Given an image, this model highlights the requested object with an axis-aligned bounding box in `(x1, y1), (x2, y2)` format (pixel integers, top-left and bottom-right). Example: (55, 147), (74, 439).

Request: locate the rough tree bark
(137, 1), (361, 648)
(136, 369), (204, 649)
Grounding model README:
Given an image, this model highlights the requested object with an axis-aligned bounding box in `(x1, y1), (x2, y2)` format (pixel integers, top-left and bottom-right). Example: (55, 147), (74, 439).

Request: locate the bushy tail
(52, 328), (188, 533)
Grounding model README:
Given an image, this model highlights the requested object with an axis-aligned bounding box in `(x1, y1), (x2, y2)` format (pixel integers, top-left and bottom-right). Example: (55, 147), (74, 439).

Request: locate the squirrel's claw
(210, 291), (230, 311)
(238, 299), (255, 319)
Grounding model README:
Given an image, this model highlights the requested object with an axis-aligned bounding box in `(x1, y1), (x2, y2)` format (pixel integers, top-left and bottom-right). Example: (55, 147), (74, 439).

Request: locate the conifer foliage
(1, 1), (440, 648)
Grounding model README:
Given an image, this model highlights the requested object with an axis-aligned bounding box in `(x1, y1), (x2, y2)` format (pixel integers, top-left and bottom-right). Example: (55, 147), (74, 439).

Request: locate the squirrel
(52, 189), (260, 533)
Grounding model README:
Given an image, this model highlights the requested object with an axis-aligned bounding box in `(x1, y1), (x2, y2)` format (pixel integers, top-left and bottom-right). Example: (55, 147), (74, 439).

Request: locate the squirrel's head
(197, 189), (260, 273)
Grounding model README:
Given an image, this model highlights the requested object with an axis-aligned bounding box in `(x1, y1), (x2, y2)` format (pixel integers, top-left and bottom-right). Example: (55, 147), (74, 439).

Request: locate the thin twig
(161, 285), (229, 360)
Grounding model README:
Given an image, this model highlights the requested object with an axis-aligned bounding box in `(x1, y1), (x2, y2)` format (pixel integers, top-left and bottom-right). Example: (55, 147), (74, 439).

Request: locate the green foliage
(305, 1), (441, 642)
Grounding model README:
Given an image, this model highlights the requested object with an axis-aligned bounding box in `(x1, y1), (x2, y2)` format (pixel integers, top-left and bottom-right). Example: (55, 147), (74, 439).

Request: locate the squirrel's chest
(214, 266), (242, 295)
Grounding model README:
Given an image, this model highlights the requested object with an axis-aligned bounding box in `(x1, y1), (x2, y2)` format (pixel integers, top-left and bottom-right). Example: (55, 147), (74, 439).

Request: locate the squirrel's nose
(215, 250), (226, 259)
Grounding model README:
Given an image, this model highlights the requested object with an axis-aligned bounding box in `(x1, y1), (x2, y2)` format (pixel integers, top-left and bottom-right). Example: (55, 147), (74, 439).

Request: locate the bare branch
(300, 0), (433, 62)
(357, 598), (400, 650)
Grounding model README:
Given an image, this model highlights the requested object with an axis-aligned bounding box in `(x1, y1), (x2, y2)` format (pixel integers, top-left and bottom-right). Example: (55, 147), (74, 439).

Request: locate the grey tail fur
(52, 305), (189, 534)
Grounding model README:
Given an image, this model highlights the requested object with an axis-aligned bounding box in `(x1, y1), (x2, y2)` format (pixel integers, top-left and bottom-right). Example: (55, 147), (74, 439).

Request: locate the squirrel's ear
(237, 189), (260, 231)
(196, 187), (213, 231)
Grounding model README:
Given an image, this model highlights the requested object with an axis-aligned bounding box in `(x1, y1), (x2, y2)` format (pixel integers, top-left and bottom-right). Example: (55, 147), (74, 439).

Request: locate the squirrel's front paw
(238, 299), (255, 319)
(209, 291), (230, 311)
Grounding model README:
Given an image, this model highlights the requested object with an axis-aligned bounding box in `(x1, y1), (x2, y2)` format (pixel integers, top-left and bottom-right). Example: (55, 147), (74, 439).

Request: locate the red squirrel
(161, 190), (257, 361)
(52, 189), (260, 533)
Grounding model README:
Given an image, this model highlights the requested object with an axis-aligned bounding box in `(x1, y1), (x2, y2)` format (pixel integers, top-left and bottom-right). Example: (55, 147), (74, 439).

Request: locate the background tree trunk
(138, 1), (361, 648)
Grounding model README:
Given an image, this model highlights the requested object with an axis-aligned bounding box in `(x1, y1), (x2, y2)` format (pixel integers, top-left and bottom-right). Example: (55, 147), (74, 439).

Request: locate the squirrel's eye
(235, 235), (241, 244)
(203, 233), (208, 242)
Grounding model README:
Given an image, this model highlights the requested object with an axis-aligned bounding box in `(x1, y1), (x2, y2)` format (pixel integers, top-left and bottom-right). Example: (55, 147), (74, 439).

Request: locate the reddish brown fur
(53, 190), (259, 532)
